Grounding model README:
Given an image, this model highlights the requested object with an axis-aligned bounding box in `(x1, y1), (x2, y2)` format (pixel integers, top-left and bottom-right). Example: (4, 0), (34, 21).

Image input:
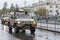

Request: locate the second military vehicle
(1, 14), (9, 25)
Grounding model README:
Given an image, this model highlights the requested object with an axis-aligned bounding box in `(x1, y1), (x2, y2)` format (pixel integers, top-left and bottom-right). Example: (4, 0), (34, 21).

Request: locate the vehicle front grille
(22, 21), (32, 24)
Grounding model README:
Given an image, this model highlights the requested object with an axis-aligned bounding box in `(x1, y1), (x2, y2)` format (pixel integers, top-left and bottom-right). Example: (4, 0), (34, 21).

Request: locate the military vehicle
(1, 14), (9, 25)
(8, 11), (37, 34)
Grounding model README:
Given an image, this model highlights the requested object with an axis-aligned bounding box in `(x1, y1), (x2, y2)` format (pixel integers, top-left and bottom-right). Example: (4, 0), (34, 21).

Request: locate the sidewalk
(37, 23), (60, 33)
(38, 20), (60, 25)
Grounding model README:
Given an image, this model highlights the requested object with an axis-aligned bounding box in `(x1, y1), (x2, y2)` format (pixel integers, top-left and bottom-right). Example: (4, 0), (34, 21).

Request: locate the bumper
(1, 19), (8, 22)
(16, 23), (37, 27)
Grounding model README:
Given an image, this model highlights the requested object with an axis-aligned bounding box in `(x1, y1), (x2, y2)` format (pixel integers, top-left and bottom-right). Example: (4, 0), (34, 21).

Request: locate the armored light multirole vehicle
(8, 11), (37, 34)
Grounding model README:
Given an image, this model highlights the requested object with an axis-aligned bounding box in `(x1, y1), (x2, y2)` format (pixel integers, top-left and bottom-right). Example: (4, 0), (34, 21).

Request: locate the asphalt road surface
(0, 21), (60, 40)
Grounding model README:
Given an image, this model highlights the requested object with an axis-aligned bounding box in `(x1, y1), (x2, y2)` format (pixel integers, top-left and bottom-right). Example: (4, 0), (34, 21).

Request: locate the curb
(36, 27), (60, 33)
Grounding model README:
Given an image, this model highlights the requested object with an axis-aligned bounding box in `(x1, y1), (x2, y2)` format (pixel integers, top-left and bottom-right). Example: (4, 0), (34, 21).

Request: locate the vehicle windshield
(15, 14), (31, 19)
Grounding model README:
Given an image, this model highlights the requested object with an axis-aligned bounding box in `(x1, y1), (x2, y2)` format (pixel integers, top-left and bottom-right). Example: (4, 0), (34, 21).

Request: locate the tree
(0, 10), (2, 16)
(2, 2), (8, 14)
(4, 2), (7, 8)
(10, 3), (15, 12)
(15, 4), (19, 11)
(36, 7), (49, 16)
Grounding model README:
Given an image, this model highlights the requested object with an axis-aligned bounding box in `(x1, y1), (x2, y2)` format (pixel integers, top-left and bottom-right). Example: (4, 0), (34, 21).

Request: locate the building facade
(20, 0), (60, 16)
(31, 0), (60, 16)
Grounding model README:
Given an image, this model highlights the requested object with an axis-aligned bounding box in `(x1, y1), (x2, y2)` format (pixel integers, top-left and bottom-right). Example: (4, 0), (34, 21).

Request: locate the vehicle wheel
(14, 27), (19, 34)
(30, 26), (35, 34)
(9, 27), (12, 33)
(8, 22), (10, 26)
(21, 30), (25, 33)
(2, 21), (4, 24)
(3, 21), (5, 24)
(1, 21), (3, 24)
(8, 22), (12, 33)
(21, 26), (25, 33)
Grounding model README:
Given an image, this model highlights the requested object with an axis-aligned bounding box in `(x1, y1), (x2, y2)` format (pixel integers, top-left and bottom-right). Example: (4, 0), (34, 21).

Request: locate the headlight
(33, 21), (36, 24)
(32, 21), (37, 26)
(18, 21), (20, 24)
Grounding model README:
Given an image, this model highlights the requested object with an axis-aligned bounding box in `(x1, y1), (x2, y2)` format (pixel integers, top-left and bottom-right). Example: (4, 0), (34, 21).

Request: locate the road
(0, 21), (60, 40)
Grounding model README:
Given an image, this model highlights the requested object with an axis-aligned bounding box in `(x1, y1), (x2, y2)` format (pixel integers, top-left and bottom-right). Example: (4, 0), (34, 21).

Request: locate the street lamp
(24, 1), (27, 8)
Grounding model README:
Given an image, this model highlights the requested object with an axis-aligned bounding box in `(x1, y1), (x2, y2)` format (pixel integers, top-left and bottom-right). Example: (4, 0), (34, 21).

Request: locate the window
(57, 12), (59, 15)
(50, 5), (52, 8)
(56, 10), (58, 12)
(56, 10), (59, 15)
(50, 10), (52, 12)
(47, 2), (49, 5)
(56, 5), (58, 8)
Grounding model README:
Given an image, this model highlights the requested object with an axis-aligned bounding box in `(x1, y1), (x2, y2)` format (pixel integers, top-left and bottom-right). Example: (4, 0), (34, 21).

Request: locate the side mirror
(11, 16), (14, 19)
(25, 11), (28, 15)
(31, 17), (33, 19)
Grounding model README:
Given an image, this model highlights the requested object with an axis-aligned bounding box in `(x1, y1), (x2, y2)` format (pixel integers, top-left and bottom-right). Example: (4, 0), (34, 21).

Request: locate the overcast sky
(0, 0), (46, 9)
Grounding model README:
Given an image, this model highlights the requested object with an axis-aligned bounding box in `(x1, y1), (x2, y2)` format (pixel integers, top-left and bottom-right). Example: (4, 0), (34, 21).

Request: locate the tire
(30, 26), (35, 34)
(21, 30), (25, 33)
(9, 27), (12, 33)
(8, 22), (12, 33)
(14, 27), (19, 34)
(3, 21), (5, 25)
(21, 26), (25, 33)
(8, 22), (10, 26)
(1, 21), (3, 24)
(2, 21), (4, 24)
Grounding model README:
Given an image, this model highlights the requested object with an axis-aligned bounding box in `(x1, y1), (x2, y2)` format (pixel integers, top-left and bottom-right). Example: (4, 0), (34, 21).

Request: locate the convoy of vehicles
(5, 11), (37, 34)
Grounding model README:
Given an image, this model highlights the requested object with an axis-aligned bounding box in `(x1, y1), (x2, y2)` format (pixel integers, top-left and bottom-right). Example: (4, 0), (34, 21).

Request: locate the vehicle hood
(2, 17), (9, 19)
(15, 19), (34, 21)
